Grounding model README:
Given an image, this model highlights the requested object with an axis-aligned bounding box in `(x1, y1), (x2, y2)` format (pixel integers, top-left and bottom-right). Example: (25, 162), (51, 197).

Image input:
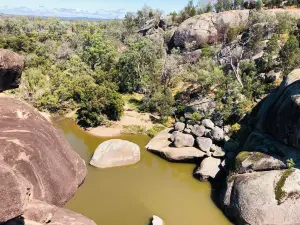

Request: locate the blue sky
(0, 0), (195, 19)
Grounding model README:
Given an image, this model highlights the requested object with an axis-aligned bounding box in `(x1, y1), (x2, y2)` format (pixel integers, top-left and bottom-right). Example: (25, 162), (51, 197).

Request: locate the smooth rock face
(150, 215), (164, 225)
(174, 132), (195, 148)
(174, 122), (185, 131)
(194, 157), (221, 180)
(0, 49), (24, 91)
(173, 10), (249, 48)
(90, 139), (140, 168)
(146, 129), (206, 162)
(235, 151), (286, 174)
(202, 119), (214, 129)
(191, 125), (205, 137)
(0, 97), (87, 207)
(0, 162), (32, 223)
(196, 137), (212, 153)
(221, 170), (300, 225)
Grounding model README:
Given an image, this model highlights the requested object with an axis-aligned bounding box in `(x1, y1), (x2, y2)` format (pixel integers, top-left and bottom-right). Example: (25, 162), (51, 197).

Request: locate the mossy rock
(235, 151), (286, 174)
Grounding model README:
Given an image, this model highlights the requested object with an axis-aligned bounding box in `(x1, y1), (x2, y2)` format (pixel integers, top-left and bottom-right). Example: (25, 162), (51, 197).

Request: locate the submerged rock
(147, 129), (205, 162)
(90, 139), (140, 168)
(150, 215), (164, 225)
(194, 157), (221, 181)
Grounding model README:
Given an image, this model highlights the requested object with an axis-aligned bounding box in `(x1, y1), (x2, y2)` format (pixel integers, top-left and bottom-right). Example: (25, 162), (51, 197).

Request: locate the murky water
(53, 118), (231, 225)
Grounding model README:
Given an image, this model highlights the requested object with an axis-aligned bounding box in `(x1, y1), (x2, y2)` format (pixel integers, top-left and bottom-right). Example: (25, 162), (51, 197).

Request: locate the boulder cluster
(147, 114), (239, 181)
(0, 49), (96, 225)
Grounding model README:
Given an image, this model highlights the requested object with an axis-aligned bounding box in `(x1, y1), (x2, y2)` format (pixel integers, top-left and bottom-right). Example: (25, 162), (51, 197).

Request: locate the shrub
(287, 158), (295, 168)
(146, 125), (166, 137)
(191, 112), (202, 121)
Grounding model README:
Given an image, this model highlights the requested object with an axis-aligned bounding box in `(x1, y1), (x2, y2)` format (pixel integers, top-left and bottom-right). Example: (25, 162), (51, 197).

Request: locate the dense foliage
(3, 1), (300, 129)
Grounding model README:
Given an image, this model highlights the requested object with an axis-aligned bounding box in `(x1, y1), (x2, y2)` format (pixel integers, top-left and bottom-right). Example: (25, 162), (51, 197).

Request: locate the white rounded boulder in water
(90, 139), (140, 168)
(151, 215), (164, 225)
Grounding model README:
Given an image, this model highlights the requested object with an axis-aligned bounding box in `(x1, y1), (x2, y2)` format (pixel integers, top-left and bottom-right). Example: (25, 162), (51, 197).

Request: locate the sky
(0, 0), (193, 19)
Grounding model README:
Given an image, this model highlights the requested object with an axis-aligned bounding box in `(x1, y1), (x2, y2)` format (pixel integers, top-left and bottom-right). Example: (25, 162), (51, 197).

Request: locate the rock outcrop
(90, 139), (140, 168)
(0, 97), (87, 206)
(0, 49), (24, 91)
(147, 111), (230, 180)
(0, 50), (95, 224)
(172, 10), (250, 48)
(221, 69), (300, 224)
(146, 129), (205, 162)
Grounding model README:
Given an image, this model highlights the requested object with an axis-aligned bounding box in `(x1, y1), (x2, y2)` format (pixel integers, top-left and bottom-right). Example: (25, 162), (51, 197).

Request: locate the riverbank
(88, 109), (155, 137)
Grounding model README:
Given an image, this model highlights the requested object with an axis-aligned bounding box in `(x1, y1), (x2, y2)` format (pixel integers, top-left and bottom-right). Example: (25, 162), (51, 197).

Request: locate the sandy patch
(88, 110), (155, 137)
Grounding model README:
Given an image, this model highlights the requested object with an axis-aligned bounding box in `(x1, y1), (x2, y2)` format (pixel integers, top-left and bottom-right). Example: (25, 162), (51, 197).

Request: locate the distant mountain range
(0, 6), (126, 20)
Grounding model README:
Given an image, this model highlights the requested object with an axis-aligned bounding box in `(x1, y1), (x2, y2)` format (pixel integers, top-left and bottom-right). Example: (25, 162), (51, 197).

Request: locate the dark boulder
(0, 49), (24, 92)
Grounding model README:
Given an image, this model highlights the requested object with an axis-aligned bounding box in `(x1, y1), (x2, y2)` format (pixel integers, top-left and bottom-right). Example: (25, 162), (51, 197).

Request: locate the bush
(146, 125), (166, 137)
(287, 158), (295, 168)
(191, 112), (202, 121)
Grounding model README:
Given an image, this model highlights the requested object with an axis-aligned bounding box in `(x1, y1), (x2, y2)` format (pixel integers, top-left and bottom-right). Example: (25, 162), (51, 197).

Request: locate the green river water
(53, 118), (232, 225)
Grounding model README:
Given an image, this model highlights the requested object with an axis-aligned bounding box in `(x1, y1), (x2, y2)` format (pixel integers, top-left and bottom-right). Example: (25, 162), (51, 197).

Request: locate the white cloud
(0, 5), (126, 19)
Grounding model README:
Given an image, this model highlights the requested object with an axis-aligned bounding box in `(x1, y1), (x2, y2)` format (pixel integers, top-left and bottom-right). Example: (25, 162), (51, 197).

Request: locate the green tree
(280, 35), (300, 73)
(82, 32), (116, 71)
(118, 38), (159, 92)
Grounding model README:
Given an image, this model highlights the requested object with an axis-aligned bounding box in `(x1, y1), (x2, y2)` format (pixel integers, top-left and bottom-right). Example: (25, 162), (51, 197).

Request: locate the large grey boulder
(191, 125), (205, 137)
(139, 18), (157, 35)
(211, 126), (224, 141)
(173, 10), (249, 48)
(174, 132), (195, 147)
(202, 119), (214, 129)
(90, 139), (140, 168)
(194, 157), (221, 180)
(221, 169), (300, 225)
(196, 137), (212, 153)
(0, 97), (87, 207)
(146, 129), (205, 162)
(0, 162), (32, 223)
(0, 49), (24, 92)
(174, 122), (185, 131)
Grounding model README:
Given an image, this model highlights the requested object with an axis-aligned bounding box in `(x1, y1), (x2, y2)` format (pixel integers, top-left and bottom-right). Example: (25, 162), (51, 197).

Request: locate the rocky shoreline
(147, 69), (300, 225)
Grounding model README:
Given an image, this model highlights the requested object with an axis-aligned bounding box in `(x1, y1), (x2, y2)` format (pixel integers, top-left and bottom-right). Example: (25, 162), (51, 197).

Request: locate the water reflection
(54, 118), (231, 225)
